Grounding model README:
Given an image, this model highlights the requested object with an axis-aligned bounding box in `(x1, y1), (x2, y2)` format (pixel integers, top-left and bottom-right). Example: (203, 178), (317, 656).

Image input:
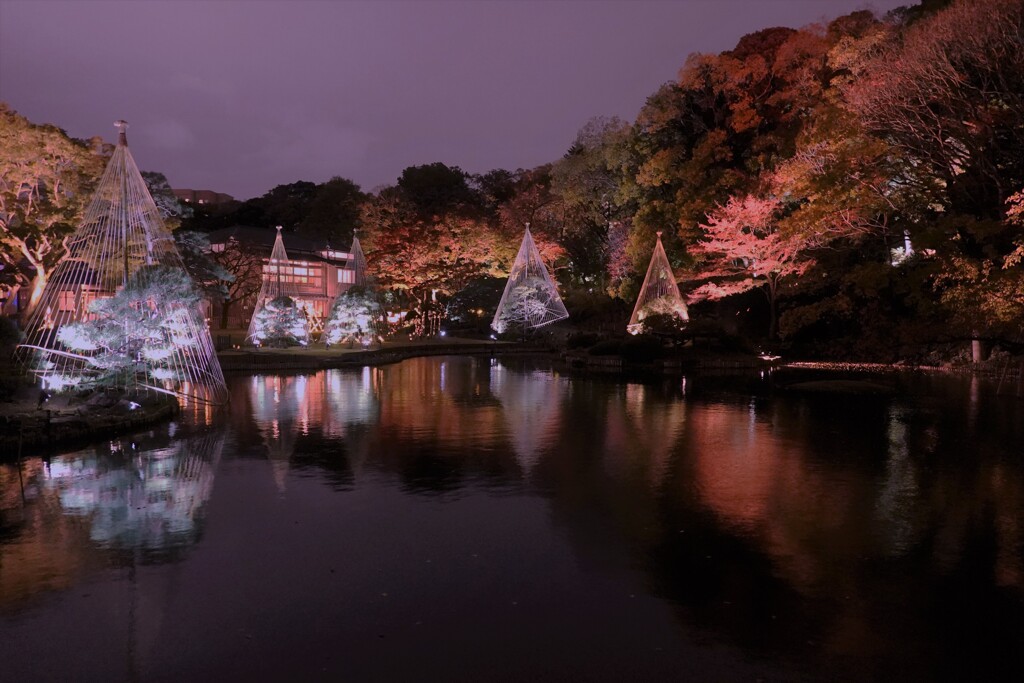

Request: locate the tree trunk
(220, 300), (231, 330)
(24, 268), (48, 319)
(766, 279), (779, 340)
(971, 333), (989, 363)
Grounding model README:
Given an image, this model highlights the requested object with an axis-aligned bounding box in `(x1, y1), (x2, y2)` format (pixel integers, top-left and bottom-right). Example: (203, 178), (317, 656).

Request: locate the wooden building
(206, 226), (357, 344)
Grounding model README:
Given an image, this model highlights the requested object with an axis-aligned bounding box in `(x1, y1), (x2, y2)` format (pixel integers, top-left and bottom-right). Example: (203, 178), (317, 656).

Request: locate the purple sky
(0, 0), (910, 200)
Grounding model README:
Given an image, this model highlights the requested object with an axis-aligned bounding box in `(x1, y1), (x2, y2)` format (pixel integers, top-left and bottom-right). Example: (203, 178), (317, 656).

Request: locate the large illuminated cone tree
(17, 121), (227, 404)
(247, 226), (310, 346)
(57, 265), (204, 388)
(491, 225), (568, 334)
(325, 235), (386, 345)
(628, 231), (689, 334)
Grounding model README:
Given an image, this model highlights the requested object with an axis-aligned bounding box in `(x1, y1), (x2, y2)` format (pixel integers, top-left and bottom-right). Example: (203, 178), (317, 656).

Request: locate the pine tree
(249, 296), (309, 348)
(323, 286), (384, 346)
(55, 265), (203, 391)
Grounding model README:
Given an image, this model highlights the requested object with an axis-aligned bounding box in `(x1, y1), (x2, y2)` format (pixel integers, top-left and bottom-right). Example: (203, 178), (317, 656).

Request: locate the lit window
(211, 243), (225, 252)
(58, 290), (76, 312)
(338, 270), (355, 284)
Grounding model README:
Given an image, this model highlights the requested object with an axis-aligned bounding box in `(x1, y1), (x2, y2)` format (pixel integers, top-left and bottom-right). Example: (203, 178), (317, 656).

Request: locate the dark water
(2, 357), (1023, 681)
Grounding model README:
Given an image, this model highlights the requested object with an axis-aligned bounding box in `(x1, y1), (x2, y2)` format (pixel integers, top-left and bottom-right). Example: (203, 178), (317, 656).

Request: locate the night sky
(0, 0), (909, 200)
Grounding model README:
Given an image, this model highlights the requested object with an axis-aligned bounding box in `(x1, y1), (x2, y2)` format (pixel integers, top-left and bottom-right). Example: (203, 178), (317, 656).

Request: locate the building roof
(173, 189), (235, 205)
(207, 226), (352, 265)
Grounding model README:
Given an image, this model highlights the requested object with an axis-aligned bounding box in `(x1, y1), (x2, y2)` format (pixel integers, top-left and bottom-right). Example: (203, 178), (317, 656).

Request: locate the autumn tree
(689, 194), (813, 339)
(493, 166), (565, 273)
(363, 194), (498, 307)
(622, 26), (831, 247)
(0, 104), (108, 314)
(363, 163), (564, 331)
(846, 0), (1024, 349)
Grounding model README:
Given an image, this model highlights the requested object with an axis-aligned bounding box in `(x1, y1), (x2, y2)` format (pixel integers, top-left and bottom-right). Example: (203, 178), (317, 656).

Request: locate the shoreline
(0, 397), (179, 455)
(217, 339), (525, 373)
(4, 342), (1022, 455)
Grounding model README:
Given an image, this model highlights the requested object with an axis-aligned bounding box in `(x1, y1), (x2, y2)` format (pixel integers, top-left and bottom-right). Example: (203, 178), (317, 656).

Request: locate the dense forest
(3, 0), (1023, 362)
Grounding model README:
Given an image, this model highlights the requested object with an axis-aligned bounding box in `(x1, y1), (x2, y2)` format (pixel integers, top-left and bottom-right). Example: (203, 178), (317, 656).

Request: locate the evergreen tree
(323, 287), (384, 346)
(55, 265), (204, 391)
(249, 296), (308, 348)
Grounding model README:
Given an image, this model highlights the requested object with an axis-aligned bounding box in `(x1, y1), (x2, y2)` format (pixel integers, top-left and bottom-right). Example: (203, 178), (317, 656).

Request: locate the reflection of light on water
(249, 370), (381, 452)
(749, 398), (756, 436)
(625, 383), (645, 415)
(968, 375), (980, 430)
(875, 407), (920, 555)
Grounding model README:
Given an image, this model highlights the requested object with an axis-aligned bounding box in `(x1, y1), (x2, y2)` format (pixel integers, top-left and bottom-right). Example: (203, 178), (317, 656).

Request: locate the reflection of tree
(490, 360), (567, 473)
(44, 429), (225, 554)
(322, 367), (380, 436)
(249, 373), (309, 491)
(370, 356), (511, 492)
(601, 382), (686, 491)
(0, 459), (106, 611)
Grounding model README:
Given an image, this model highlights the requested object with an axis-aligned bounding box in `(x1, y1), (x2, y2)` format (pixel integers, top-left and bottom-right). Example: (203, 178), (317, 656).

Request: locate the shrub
(566, 332), (600, 349)
(587, 339), (623, 356)
(620, 335), (665, 362)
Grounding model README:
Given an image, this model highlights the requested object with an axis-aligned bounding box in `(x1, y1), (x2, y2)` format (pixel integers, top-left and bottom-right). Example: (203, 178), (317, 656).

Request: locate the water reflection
(0, 426), (224, 611)
(491, 360), (567, 473)
(3, 358), (1023, 680)
(45, 430), (223, 551)
(226, 361), (1024, 606)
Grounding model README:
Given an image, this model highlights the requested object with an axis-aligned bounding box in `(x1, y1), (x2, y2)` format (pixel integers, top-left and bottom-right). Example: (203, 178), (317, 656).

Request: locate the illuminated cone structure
(18, 121), (228, 404)
(492, 225), (569, 334)
(247, 227), (311, 346)
(627, 231), (689, 334)
(324, 234), (385, 346)
(347, 234), (369, 287)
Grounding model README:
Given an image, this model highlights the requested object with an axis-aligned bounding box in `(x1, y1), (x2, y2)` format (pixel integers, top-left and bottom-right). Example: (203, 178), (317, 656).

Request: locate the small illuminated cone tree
(492, 225), (568, 334)
(247, 226), (310, 346)
(324, 234), (386, 346)
(249, 296), (309, 348)
(628, 231), (689, 335)
(17, 121), (227, 403)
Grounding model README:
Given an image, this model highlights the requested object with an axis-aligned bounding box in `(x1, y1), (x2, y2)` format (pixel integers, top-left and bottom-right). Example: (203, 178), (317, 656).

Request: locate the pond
(2, 356), (1023, 681)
